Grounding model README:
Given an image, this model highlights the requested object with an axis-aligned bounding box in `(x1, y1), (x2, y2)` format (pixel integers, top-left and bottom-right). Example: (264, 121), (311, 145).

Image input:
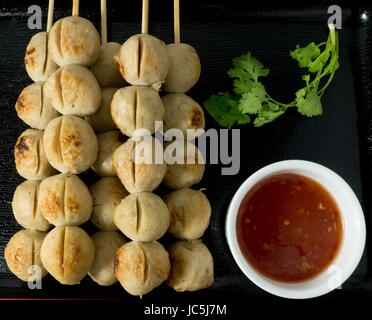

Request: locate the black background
(0, 0), (372, 315)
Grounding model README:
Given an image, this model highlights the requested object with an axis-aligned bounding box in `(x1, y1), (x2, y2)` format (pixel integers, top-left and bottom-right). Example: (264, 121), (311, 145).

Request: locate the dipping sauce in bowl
(237, 173), (343, 283)
(226, 160), (365, 298)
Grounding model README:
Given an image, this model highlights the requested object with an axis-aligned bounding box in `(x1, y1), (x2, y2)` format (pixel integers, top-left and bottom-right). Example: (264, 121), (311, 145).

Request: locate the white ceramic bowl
(226, 160), (366, 299)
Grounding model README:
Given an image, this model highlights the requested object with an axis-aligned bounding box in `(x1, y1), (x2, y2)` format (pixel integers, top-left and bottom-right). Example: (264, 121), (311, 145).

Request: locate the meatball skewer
(164, 0), (201, 93)
(111, 0), (165, 137)
(161, 0), (205, 138)
(91, 0), (125, 88)
(162, 3), (213, 293)
(24, 0), (58, 82)
(45, 0), (102, 116)
(116, 0), (170, 90)
(48, 0), (100, 67)
(17, 1), (60, 129)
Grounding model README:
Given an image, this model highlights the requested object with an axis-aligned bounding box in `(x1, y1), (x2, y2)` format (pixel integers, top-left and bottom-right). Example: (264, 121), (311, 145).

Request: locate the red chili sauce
(237, 173), (343, 282)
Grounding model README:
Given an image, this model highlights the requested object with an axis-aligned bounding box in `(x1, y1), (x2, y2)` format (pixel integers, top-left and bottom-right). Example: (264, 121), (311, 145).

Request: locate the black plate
(0, 0), (372, 306)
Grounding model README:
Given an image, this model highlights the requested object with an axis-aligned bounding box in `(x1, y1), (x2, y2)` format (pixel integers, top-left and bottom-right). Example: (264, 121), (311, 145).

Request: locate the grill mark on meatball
(35, 137), (41, 174)
(15, 136), (29, 154)
(31, 240), (35, 268)
(26, 47), (36, 56)
(134, 88), (138, 130)
(132, 141), (136, 187)
(42, 32), (49, 76)
(15, 95), (26, 112)
(25, 47), (36, 67)
(62, 176), (67, 223)
(190, 109), (202, 127)
(59, 70), (65, 108)
(139, 246), (148, 283)
(32, 183), (38, 220)
(137, 37), (143, 79)
(57, 20), (63, 59)
(40, 84), (44, 117)
(60, 227), (66, 278)
(58, 117), (64, 165)
(135, 195), (142, 234)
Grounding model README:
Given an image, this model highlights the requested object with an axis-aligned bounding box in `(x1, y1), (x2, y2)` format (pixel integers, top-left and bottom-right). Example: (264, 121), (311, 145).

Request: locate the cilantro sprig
(204, 25), (339, 127)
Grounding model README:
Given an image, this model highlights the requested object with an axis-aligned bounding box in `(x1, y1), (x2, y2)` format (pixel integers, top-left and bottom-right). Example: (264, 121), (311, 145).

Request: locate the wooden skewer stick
(141, 0), (149, 34)
(174, 0), (180, 44)
(72, 0), (79, 16)
(101, 0), (107, 45)
(46, 0), (55, 32)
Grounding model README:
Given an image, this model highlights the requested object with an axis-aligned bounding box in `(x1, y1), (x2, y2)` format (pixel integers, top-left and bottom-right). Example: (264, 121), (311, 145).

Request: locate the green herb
(204, 24), (339, 127)
(203, 93), (250, 128)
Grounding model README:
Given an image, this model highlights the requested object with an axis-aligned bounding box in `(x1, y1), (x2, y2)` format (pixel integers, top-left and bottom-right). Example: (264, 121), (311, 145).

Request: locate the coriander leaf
(232, 78), (255, 95)
(290, 42), (321, 70)
(302, 74), (311, 85)
(331, 58), (340, 73)
(204, 93), (250, 128)
(228, 52), (269, 82)
(204, 26), (339, 128)
(330, 31), (340, 73)
(295, 86), (323, 117)
(238, 82), (267, 114)
(307, 47), (331, 73)
(254, 102), (285, 127)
